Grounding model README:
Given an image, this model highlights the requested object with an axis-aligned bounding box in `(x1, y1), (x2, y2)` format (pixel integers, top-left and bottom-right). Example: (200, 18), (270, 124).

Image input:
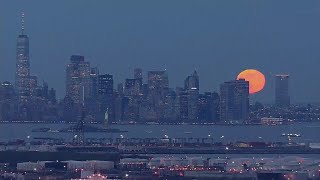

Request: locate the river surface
(0, 122), (319, 143)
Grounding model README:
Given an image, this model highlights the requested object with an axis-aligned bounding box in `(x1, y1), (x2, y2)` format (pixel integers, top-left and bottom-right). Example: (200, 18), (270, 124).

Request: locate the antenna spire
(21, 12), (25, 35)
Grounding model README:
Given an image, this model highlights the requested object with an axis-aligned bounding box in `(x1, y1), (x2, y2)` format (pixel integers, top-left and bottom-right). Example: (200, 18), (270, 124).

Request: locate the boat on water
(32, 128), (59, 133)
(59, 125), (127, 133)
(281, 133), (301, 137)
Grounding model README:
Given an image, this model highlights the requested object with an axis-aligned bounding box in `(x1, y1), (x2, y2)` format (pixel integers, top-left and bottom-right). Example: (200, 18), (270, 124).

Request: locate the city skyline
(2, 1), (320, 103)
(3, 16), (284, 103)
(0, 2), (319, 180)
(8, 20), (278, 103)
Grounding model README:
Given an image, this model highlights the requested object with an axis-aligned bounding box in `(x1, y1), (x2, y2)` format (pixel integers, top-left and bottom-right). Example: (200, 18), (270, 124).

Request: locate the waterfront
(0, 122), (320, 179)
(0, 122), (319, 143)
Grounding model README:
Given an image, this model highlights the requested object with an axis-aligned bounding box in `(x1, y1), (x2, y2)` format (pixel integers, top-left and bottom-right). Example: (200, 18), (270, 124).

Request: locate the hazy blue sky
(1, 0), (320, 102)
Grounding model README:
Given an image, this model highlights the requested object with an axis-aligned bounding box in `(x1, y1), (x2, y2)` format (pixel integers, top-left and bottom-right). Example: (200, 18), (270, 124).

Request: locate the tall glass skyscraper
(184, 71), (200, 122)
(15, 13), (30, 103)
(275, 75), (290, 107)
(146, 71), (169, 120)
(97, 74), (114, 122)
(65, 55), (91, 106)
(220, 79), (249, 123)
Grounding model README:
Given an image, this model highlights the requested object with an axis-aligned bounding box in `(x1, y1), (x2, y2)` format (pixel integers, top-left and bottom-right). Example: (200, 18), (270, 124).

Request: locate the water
(0, 122), (319, 143)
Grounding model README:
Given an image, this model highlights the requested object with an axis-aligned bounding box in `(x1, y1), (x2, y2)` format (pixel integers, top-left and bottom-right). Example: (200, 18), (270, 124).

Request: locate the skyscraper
(29, 76), (38, 97)
(185, 71), (199, 91)
(89, 67), (99, 100)
(133, 68), (143, 112)
(114, 91), (123, 122)
(97, 74), (114, 122)
(63, 95), (77, 123)
(15, 13), (30, 103)
(124, 79), (136, 96)
(42, 82), (49, 99)
(0, 81), (18, 121)
(48, 88), (57, 104)
(134, 68), (143, 80)
(176, 87), (188, 122)
(65, 55), (91, 106)
(98, 74), (113, 98)
(147, 71), (169, 121)
(275, 75), (290, 107)
(124, 79), (142, 96)
(117, 83), (124, 95)
(220, 79), (249, 123)
(185, 71), (199, 122)
(148, 71), (169, 92)
(164, 89), (177, 122)
(85, 67), (99, 120)
(198, 92), (220, 123)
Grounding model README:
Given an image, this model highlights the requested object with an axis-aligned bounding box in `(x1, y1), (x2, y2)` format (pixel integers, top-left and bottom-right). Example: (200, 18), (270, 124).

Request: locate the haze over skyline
(1, 1), (320, 102)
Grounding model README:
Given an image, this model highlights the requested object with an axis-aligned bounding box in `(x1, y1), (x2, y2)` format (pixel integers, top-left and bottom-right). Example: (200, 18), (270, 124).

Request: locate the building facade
(147, 71), (169, 121)
(275, 75), (290, 107)
(198, 92), (220, 123)
(97, 74), (114, 122)
(15, 29), (30, 103)
(65, 55), (91, 106)
(185, 71), (200, 122)
(0, 82), (18, 122)
(220, 79), (249, 123)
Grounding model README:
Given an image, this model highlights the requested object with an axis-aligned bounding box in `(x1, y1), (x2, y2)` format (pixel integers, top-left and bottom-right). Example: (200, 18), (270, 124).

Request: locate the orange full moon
(237, 69), (266, 94)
